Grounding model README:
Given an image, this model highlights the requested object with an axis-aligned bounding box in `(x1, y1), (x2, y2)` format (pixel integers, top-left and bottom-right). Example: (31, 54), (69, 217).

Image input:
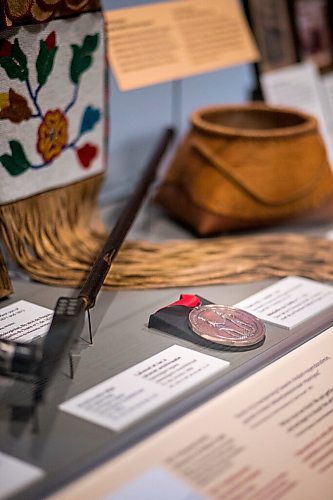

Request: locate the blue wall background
(100, 0), (255, 203)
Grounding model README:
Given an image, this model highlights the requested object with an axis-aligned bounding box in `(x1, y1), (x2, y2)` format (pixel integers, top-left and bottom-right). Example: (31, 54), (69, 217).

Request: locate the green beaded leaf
(0, 141), (31, 176)
(80, 106), (101, 134)
(36, 40), (58, 86)
(0, 39), (28, 81)
(70, 33), (99, 84)
(82, 34), (99, 52)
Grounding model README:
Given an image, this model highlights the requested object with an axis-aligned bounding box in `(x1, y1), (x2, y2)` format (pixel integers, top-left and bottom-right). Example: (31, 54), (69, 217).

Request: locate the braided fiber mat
(3, 220), (333, 289)
(1, 181), (333, 289)
(105, 233), (333, 288)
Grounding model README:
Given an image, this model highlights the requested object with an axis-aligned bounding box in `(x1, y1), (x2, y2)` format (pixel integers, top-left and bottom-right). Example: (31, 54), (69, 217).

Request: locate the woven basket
(156, 103), (333, 235)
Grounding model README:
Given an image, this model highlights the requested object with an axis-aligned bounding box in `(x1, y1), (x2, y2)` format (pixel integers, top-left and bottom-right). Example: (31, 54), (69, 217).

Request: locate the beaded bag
(0, 0), (108, 287)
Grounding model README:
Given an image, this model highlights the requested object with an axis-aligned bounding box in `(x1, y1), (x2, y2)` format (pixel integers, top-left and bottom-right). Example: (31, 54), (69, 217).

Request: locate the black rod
(0, 128), (175, 403)
(79, 127), (175, 308)
(33, 127), (175, 402)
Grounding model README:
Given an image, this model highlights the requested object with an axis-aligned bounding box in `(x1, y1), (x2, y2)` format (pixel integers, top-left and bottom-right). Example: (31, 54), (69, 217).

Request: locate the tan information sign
(53, 326), (333, 499)
(104, 0), (259, 91)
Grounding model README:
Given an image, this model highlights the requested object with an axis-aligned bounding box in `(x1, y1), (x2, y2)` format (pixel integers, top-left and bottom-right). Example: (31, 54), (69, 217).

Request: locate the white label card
(60, 345), (229, 432)
(260, 61), (333, 166)
(104, 467), (204, 500)
(235, 276), (333, 329)
(0, 300), (53, 343)
(0, 452), (44, 500)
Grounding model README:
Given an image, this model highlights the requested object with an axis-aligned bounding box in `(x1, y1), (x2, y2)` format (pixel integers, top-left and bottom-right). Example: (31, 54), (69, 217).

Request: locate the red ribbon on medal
(162, 294), (201, 309)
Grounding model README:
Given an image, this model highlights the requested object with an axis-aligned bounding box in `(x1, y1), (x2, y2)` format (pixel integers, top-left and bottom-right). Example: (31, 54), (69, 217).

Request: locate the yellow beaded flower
(37, 109), (68, 162)
(0, 29), (100, 175)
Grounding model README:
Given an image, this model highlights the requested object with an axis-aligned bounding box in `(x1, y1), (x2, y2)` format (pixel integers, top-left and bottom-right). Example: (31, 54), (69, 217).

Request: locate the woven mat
(2, 181), (333, 289)
(7, 232), (331, 289)
(105, 233), (333, 288)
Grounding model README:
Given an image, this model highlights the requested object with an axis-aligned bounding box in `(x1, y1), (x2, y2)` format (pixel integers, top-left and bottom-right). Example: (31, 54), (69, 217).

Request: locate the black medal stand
(148, 295), (265, 352)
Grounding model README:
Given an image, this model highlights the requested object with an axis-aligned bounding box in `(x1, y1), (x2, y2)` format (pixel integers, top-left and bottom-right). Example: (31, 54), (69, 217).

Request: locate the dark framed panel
(244, 0), (298, 74)
(245, 0), (333, 72)
(243, 0), (333, 99)
(290, 0), (333, 71)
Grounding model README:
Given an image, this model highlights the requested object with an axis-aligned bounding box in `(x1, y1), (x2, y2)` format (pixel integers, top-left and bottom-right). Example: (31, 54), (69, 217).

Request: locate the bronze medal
(189, 304), (265, 347)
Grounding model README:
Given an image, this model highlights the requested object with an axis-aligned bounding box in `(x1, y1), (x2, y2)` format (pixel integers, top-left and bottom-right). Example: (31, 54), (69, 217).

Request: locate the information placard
(235, 276), (333, 329)
(60, 345), (229, 432)
(104, 0), (258, 91)
(0, 300), (53, 343)
(54, 327), (333, 499)
(0, 452), (44, 500)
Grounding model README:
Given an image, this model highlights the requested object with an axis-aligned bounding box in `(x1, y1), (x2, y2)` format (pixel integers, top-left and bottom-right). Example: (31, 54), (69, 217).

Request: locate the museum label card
(103, 0), (258, 91)
(102, 467), (204, 500)
(60, 345), (229, 432)
(235, 276), (333, 329)
(52, 323), (333, 499)
(0, 300), (53, 342)
(261, 61), (333, 165)
(0, 452), (44, 500)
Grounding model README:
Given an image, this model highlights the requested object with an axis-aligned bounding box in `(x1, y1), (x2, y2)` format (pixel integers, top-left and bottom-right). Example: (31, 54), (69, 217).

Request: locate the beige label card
(53, 327), (333, 499)
(104, 0), (258, 91)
